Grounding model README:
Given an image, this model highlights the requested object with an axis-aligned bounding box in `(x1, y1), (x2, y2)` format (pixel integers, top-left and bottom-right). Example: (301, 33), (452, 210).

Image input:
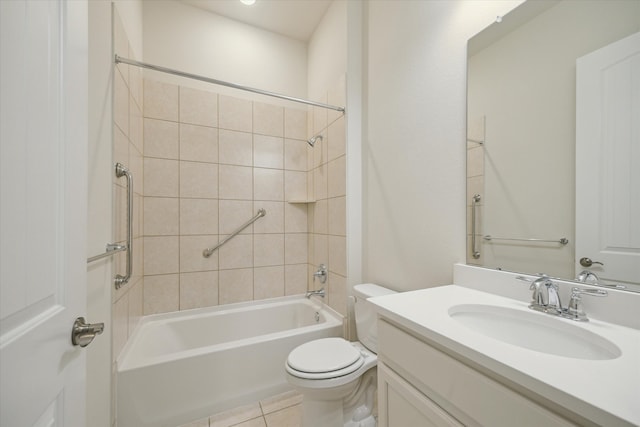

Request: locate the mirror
(466, 0), (640, 291)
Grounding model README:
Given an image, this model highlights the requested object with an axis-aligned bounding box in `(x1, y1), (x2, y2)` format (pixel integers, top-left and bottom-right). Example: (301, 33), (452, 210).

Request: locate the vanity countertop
(370, 285), (640, 427)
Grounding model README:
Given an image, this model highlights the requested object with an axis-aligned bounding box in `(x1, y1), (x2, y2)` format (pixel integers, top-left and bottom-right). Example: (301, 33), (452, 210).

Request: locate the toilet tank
(353, 284), (396, 353)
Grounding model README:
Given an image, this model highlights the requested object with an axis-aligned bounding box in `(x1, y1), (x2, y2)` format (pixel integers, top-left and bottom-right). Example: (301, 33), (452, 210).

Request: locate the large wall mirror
(466, 0), (640, 291)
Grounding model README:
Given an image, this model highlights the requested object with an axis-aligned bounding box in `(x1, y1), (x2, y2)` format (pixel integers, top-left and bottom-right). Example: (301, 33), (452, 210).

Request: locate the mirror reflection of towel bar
(483, 235), (569, 245)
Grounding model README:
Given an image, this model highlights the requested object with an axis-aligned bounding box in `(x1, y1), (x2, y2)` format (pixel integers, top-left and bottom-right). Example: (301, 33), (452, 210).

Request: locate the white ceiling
(179, 0), (333, 42)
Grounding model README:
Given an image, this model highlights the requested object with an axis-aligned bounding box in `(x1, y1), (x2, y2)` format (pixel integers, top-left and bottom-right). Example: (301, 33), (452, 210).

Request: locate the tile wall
(307, 75), (348, 317)
(141, 79), (316, 314)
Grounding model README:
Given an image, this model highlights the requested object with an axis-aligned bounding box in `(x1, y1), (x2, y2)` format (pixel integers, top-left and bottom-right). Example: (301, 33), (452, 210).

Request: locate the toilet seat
(286, 338), (365, 380)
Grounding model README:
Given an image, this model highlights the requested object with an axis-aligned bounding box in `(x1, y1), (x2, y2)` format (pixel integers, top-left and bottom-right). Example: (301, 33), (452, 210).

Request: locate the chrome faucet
(305, 288), (325, 299)
(517, 275), (607, 321)
(313, 264), (327, 284)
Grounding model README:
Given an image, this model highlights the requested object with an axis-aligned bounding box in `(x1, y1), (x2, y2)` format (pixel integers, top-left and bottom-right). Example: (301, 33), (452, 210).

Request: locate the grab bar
(203, 209), (266, 258)
(483, 235), (569, 245)
(114, 163), (133, 289)
(471, 194), (481, 259)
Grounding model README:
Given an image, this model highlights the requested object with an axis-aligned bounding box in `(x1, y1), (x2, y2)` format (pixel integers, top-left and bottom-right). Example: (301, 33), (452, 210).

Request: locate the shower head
(307, 135), (323, 147)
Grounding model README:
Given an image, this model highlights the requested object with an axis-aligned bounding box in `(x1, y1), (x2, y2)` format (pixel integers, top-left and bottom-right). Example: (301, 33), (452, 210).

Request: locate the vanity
(370, 264), (640, 427)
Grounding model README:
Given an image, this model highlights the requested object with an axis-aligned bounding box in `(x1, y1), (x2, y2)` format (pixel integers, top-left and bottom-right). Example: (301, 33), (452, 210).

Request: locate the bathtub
(116, 295), (344, 427)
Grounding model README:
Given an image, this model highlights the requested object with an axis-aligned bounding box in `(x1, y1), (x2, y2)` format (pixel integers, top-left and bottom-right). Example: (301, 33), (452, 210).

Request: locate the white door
(576, 32), (640, 286)
(1, 1), (89, 426)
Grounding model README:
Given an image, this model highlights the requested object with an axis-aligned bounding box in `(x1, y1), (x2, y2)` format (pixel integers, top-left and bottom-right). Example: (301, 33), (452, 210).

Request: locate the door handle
(579, 257), (604, 268)
(71, 317), (104, 347)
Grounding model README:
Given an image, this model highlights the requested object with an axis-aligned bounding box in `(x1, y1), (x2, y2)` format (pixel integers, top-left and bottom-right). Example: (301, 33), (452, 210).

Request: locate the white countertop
(370, 285), (640, 426)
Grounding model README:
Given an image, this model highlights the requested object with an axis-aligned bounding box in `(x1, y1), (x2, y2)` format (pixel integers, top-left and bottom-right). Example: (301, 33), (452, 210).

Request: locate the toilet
(285, 284), (396, 427)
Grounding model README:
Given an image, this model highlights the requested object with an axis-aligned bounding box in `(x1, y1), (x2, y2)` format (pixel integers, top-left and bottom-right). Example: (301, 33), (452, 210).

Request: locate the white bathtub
(116, 295), (343, 427)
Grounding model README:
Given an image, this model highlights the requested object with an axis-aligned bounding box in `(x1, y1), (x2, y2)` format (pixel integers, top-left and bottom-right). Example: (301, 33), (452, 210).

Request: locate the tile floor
(178, 390), (303, 427)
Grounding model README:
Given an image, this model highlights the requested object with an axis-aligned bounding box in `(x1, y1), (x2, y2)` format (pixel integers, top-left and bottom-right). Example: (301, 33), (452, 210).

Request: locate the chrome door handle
(579, 257), (604, 267)
(71, 317), (104, 347)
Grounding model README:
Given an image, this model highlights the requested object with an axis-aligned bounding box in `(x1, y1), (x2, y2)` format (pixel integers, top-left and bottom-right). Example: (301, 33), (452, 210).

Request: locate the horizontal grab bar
(203, 209), (266, 258)
(483, 235), (569, 245)
(87, 244), (127, 264)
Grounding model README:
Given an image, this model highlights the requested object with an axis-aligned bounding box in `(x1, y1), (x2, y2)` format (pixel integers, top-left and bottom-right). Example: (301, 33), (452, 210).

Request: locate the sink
(449, 304), (621, 360)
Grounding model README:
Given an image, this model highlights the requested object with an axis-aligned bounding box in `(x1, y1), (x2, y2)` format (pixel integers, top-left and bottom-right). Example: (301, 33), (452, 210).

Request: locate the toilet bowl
(285, 284), (396, 427)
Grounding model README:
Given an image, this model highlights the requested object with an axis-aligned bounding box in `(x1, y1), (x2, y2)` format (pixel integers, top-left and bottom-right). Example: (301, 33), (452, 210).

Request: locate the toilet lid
(287, 338), (362, 374)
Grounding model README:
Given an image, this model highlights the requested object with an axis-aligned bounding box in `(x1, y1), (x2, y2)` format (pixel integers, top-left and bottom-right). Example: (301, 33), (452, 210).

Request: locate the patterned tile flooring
(177, 390), (303, 427)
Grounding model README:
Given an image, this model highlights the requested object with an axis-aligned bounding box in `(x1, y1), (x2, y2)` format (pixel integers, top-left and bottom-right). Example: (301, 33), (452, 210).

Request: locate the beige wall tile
(180, 198), (219, 235)
(219, 234), (253, 269)
(144, 236), (179, 275)
(113, 11), (129, 84)
(219, 129), (252, 166)
(144, 158), (179, 197)
(253, 266), (285, 300)
(313, 234), (328, 267)
(254, 102), (284, 137)
(328, 196), (346, 236)
(313, 164), (327, 200)
(219, 268), (253, 305)
(284, 108), (307, 140)
(219, 95), (252, 132)
(285, 264), (308, 295)
(129, 95), (143, 153)
(311, 134), (325, 169)
(129, 145), (144, 199)
(284, 139), (307, 172)
(114, 69), (129, 136)
(252, 201), (284, 234)
(180, 86), (218, 127)
(129, 57), (143, 109)
(144, 197), (179, 236)
(284, 171), (306, 201)
(254, 134), (283, 169)
(466, 175), (483, 202)
(219, 200), (254, 234)
(466, 145), (484, 178)
(312, 200), (328, 235)
(327, 156), (346, 198)
(254, 234), (284, 267)
(285, 234), (307, 265)
(127, 279), (143, 335)
(180, 235), (219, 272)
(327, 74), (346, 125)
(284, 203), (307, 233)
(180, 123), (218, 163)
(328, 235), (346, 276)
(180, 271), (218, 310)
(180, 161), (218, 199)
(219, 165), (253, 200)
(144, 118), (179, 160)
(328, 272), (347, 317)
(313, 97), (328, 135)
(144, 79), (179, 121)
(254, 168), (284, 201)
(143, 274), (180, 315)
(327, 116), (345, 161)
(113, 125), (129, 168)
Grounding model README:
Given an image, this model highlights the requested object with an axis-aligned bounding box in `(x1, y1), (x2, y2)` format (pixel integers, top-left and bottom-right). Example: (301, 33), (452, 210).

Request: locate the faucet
(305, 288), (325, 299)
(517, 275), (607, 321)
(313, 264), (327, 284)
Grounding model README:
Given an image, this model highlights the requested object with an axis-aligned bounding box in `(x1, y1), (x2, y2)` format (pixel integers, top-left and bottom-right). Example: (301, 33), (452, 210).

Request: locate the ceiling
(179, 0), (333, 42)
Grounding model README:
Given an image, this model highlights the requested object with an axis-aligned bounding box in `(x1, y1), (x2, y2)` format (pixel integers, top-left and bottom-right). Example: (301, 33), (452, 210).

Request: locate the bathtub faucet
(305, 288), (325, 299)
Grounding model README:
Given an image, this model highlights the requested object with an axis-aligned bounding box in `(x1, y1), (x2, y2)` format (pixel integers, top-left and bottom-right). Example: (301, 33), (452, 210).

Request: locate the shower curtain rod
(115, 55), (345, 113)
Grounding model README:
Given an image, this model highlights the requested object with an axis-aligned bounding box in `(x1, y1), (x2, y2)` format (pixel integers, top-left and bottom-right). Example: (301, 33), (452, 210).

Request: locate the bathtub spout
(305, 288), (325, 299)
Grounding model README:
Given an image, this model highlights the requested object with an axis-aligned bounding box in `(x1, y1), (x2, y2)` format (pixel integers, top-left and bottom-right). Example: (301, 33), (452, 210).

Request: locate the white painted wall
(142, 0), (307, 104)
(363, 1), (522, 292)
(308, 0), (347, 102)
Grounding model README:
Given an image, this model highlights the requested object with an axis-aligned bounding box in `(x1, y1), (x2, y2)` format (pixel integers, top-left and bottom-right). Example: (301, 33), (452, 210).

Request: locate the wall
(467, 0), (640, 279)
(141, 80), (312, 313)
(362, 0), (523, 292)
(142, 0), (307, 102)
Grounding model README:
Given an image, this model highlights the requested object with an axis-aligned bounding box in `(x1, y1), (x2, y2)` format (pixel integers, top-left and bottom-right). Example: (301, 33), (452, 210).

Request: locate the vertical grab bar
(471, 194), (481, 259)
(115, 163), (133, 289)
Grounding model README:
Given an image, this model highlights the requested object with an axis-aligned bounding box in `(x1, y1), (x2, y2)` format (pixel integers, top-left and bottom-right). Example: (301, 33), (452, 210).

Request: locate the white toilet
(285, 284), (396, 427)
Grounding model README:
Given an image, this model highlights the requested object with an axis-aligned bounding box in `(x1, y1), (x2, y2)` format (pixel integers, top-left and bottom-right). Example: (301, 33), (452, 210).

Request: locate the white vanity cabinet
(376, 319), (578, 427)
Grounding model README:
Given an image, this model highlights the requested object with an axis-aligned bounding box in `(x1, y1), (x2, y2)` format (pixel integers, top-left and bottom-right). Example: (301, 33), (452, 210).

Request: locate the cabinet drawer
(378, 320), (576, 427)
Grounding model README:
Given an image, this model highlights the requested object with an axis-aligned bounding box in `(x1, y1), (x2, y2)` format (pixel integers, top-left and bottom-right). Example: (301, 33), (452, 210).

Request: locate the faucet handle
(567, 287), (607, 321)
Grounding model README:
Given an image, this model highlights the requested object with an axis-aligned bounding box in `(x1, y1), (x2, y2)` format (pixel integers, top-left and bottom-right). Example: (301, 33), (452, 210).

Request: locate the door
(576, 31), (640, 286)
(1, 1), (89, 426)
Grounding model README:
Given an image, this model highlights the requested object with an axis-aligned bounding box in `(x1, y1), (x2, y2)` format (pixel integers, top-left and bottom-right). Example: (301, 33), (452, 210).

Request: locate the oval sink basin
(448, 304), (621, 360)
